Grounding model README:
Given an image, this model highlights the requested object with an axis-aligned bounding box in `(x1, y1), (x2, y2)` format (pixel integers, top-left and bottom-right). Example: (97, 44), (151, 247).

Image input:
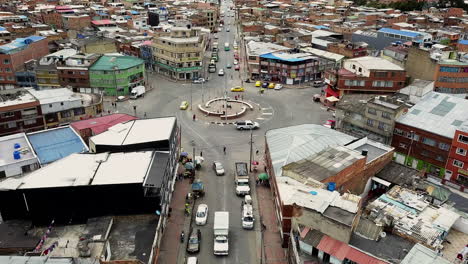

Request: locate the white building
(0, 132), (39, 178)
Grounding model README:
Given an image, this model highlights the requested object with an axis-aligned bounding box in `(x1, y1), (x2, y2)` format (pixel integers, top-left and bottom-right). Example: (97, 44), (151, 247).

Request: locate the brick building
(324, 56), (406, 98)
(444, 125), (468, 189)
(0, 36), (49, 90)
(62, 14), (91, 31)
(0, 89), (45, 137)
(392, 92), (468, 183)
(433, 55), (468, 94)
(327, 41), (368, 58)
(57, 53), (101, 92)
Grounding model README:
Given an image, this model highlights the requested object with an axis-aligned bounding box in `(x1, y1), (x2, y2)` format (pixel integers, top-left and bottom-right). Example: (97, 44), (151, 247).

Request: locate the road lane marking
(256, 117), (265, 120)
(262, 112), (273, 115)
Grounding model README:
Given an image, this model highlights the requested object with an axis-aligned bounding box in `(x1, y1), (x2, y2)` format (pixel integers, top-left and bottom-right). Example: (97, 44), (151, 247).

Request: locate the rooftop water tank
(328, 182), (336, 192)
(14, 143), (21, 149)
(13, 151), (21, 160)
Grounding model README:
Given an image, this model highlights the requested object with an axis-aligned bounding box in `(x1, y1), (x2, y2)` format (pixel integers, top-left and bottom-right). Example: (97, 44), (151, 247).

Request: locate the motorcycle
(180, 231), (185, 243)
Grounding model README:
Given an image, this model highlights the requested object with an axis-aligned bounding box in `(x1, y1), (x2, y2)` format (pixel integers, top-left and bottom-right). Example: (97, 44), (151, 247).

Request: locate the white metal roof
(396, 92), (468, 138)
(0, 152), (153, 190)
(0, 132), (37, 167)
(301, 47), (345, 62)
(266, 124), (356, 178)
(90, 117), (176, 146)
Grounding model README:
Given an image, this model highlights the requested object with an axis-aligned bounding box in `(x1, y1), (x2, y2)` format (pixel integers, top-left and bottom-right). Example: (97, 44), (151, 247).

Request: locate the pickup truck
(235, 162), (250, 196)
(214, 211), (229, 255)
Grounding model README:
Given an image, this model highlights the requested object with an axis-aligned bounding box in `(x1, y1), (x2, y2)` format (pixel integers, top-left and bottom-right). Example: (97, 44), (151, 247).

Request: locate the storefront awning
(325, 87), (340, 98)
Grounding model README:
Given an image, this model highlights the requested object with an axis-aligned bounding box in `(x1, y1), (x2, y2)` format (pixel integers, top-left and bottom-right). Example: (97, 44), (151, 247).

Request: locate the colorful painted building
(89, 55), (145, 96)
(444, 125), (468, 190)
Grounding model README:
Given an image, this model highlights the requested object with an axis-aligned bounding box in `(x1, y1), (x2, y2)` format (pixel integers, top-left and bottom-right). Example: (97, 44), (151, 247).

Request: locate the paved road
(106, 1), (333, 263)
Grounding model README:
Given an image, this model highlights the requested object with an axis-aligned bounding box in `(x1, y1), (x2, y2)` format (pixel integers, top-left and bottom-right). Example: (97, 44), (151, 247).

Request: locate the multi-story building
(352, 28), (433, 51)
(35, 49), (77, 89)
(433, 54), (468, 94)
(324, 56), (406, 98)
(245, 41), (290, 80)
(57, 53), (101, 92)
(381, 44), (408, 68)
(89, 55), (145, 96)
(27, 88), (103, 129)
(335, 94), (410, 144)
(392, 92), (468, 182)
(0, 36), (49, 90)
(62, 14), (91, 31)
(153, 22), (207, 80)
(327, 41), (368, 58)
(0, 89), (45, 137)
(445, 124), (468, 189)
(258, 51), (323, 84)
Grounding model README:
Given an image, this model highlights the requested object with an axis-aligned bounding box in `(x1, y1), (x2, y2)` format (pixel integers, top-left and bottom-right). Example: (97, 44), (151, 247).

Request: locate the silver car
(213, 161), (225, 176)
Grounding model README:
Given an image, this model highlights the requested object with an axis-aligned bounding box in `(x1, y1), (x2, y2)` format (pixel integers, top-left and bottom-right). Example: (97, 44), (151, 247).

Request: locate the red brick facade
(0, 100), (45, 136)
(445, 129), (468, 188)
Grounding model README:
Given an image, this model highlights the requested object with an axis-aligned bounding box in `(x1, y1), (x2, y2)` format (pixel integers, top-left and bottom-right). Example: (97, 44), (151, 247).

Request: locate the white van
(187, 257), (198, 264)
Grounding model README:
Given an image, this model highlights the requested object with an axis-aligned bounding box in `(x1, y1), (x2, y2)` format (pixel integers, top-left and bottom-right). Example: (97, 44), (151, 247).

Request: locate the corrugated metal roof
(90, 55), (144, 71)
(71, 113), (137, 135)
(27, 126), (88, 165)
(266, 124), (355, 177)
(316, 235), (349, 260)
(378, 27), (420, 38)
(346, 247), (389, 264)
(396, 92), (468, 138)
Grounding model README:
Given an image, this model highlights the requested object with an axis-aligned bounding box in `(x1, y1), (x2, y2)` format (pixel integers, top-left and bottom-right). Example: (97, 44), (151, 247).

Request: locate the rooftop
(246, 40), (290, 56)
(300, 47), (345, 62)
(90, 55), (144, 71)
(260, 52), (316, 62)
(282, 146), (364, 183)
(0, 36), (45, 55)
(349, 232), (415, 262)
(0, 90), (37, 109)
(71, 114), (138, 135)
(401, 243), (451, 264)
(0, 151), (154, 190)
(378, 27), (421, 38)
(0, 257), (99, 264)
(90, 117), (176, 147)
(398, 80), (434, 104)
(375, 161), (420, 186)
(396, 92), (468, 138)
(27, 126), (88, 165)
(266, 124), (356, 178)
(0, 133), (37, 167)
(346, 56), (404, 71)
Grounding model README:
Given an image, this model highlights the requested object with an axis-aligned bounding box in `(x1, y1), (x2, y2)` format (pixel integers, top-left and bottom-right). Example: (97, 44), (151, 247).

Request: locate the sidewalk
(256, 183), (288, 264)
(155, 177), (191, 264)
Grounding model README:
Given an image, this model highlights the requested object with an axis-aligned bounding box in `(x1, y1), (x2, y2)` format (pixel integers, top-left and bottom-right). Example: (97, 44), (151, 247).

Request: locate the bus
(224, 42), (230, 51)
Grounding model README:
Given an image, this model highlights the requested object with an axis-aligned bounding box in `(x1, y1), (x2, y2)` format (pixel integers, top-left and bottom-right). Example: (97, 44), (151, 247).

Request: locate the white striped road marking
(261, 107), (272, 110)
(256, 117), (265, 120)
(262, 112), (273, 115)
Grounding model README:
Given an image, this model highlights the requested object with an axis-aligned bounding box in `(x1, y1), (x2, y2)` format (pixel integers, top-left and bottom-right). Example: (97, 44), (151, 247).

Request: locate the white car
(226, 27), (230, 32)
(274, 84), (283, 90)
(233, 60), (238, 65)
(213, 161), (225, 176)
(218, 69), (225, 76)
(193, 78), (205, 84)
(195, 204), (208, 225)
(187, 257), (198, 264)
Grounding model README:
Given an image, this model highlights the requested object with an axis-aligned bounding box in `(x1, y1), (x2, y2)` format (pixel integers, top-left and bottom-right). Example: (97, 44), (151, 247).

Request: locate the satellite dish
(380, 232), (387, 238)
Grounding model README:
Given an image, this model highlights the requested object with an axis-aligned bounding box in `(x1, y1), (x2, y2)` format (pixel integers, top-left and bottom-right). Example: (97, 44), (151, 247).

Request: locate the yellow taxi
(268, 82), (275, 89)
(231, 86), (245, 92)
(255, 81), (261, 87)
(180, 101), (189, 110)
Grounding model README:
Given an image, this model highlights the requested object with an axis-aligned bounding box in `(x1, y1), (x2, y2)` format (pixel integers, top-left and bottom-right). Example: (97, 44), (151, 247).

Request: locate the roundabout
(195, 96), (263, 122)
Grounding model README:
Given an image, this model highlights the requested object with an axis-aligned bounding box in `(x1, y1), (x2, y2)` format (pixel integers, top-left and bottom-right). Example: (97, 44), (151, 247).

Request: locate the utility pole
(190, 82), (193, 111)
(249, 128), (253, 172)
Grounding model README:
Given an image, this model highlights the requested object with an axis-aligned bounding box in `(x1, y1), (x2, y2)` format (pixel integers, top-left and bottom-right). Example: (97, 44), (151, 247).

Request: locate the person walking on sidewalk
(223, 146), (226, 154)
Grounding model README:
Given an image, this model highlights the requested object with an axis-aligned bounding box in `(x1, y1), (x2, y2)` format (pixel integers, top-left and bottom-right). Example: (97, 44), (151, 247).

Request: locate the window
(453, 159), (464, 168)
(5, 68), (11, 72)
(374, 71), (387, 77)
(21, 164), (31, 173)
(73, 107), (85, 116)
(60, 110), (71, 118)
(399, 143), (407, 149)
(1, 112), (14, 118)
(367, 119), (374, 127)
(438, 142), (450, 151)
(435, 155), (444, 162)
(352, 64), (356, 69)
(421, 150), (430, 157)
(382, 112), (391, 119)
(458, 134), (468, 144)
(24, 119), (36, 125)
(456, 148), (466, 156)
(60, 102), (64, 106)
(7, 121), (16, 128)
(378, 122), (386, 130)
(0, 171), (5, 180)
(394, 128), (405, 136)
(421, 137), (436, 147)
(367, 108), (376, 115)
(358, 67), (362, 73)
(385, 81), (393, 87)
(3, 59), (10, 64)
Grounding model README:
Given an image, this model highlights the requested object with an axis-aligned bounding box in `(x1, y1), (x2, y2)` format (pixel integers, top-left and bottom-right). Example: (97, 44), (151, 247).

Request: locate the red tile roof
(70, 114), (137, 135)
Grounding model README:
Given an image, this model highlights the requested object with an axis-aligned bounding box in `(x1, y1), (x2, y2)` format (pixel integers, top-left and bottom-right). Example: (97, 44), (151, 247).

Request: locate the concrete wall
(406, 47), (436, 82)
(292, 206), (353, 243)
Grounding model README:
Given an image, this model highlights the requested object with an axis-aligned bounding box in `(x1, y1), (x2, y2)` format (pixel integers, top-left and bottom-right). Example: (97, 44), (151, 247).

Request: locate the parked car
(235, 65), (240, 71)
(233, 60), (238, 65)
(255, 81), (261, 87)
(268, 83), (275, 89)
(261, 82), (269, 88)
(180, 101), (189, 110)
(226, 63), (232, 69)
(231, 86), (245, 92)
(116, 96), (126, 102)
(313, 80), (324, 87)
(193, 78), (205, 84)
(195, 204), (209, 225)
(236, 120), (260, 130)
(213, 161), (225, 176)
(187, 257), (198, 264)
(186, 229), (201, 253)
(226, 27), (230, 32)
(218, 69), (225, 76)
(274, 84), (283, 90)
